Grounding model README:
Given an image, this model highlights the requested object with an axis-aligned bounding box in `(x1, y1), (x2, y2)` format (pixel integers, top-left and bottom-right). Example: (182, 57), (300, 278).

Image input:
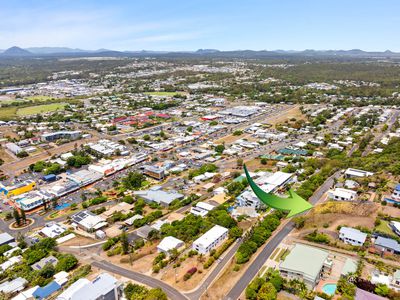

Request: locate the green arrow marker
(243, 164), (313, 218)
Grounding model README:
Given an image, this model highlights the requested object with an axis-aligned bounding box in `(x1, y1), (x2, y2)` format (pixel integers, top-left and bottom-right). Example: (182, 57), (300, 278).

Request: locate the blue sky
(1, 0), (400, 51)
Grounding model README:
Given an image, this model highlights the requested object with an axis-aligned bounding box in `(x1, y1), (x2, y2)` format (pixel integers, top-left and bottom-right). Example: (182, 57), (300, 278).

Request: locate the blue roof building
(33, 281), (61, 299)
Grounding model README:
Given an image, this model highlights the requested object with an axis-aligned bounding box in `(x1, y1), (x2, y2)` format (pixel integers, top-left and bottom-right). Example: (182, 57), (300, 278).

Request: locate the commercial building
(56, 273), (121, 300)
(0, 180), (36, 198)
(44, 180), (80, 198)
(86, 139), (128, 157)
(219, 106), (258, 117)
(67, 169), (103, 187)
(192, 225), (228, 254)
(279, 244), (332, 288)
(133, 186), (184, 206)
(0, 232), (15, 246)
(5, 142), (23, 155)
(41, 131), (81, 142)
(88, 155), (147, 176)
(328, 188), (358, 201)
(339, 227), (367, 246)
(143, 165), (165, 180)
(13, 190), (52, 211)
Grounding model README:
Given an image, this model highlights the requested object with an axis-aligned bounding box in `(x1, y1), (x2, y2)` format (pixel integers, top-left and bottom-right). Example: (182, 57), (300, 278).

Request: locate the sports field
(16, 103), (67, 116)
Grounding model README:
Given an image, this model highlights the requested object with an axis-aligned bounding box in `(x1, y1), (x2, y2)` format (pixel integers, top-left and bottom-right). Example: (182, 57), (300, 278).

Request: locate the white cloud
(0, 3), (202, 50)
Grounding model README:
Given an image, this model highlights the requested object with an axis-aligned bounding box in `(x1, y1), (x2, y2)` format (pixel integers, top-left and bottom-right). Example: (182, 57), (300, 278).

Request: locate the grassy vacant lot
(25, 95), (54, 101)
(0, 107), (18, 120)
(375, 220), (397, 238)
(16, 103), (67, 116)
(144, 91), (184, 96)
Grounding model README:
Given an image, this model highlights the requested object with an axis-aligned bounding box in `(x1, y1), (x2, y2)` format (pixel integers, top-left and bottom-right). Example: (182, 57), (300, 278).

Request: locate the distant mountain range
(1, 46), (400, 59)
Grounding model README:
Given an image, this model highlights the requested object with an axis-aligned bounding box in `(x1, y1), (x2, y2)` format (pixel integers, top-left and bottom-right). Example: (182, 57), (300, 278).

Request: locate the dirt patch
(268, 106), (306, 126)
(105, 242), (159, 275)
(379, 205), (400, 218)
(302, 202), (378, 231)
(0, 147), (14, 164)
(244, 158), (275, 172)
(215, 133), (250, 145)
(60, 235), (97, 247)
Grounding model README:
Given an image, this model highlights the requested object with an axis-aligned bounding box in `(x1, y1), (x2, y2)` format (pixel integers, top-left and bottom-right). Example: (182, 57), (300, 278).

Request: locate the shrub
(305, 230), (330, 244)
(55, 254), (78, 272)
(203, 257), (215, 269)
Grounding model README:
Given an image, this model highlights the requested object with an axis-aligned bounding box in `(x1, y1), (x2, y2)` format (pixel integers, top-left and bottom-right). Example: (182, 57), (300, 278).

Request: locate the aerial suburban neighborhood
(1, 1), (400, 300)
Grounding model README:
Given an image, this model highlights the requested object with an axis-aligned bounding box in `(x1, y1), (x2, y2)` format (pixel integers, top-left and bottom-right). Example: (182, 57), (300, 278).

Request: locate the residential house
(190, 201), (216, 217)
(339, 227), (367, 246)
(385, 184), (400, 205)
(157, 236), (185, 254)
(390, 221), (400, 236)
(373, 236), (400, 255)
(0, 277), (27, 294)
(31, 256), (58, 271)
(328, 188), (358, 201)
(344, 168), (373, 178)
(279, 244), (332, 289)
(56, 273), (121, 300)
(71, 211), (108, 232)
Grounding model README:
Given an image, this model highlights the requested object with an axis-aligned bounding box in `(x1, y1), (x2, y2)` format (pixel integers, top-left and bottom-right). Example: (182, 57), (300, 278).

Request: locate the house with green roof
(341, 258), (358, 277)
(279, 244), (332, 288)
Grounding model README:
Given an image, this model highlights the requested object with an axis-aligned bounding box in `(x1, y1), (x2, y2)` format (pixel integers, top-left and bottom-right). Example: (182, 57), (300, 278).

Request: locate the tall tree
(20, 209), (26, 224)
(120, 232), (129, 255)
(13, 209), (21, 226)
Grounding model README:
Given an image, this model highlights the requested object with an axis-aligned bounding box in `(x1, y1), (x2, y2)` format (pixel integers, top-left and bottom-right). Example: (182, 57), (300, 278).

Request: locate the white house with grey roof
(56, 272), (121, 300)
(157, 236), (184, 254)
(339, 227), (367, 246)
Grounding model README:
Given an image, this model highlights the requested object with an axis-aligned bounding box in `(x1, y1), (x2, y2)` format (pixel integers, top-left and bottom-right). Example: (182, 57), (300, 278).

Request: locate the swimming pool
(55, 203), (70, 210)
(322, 283), (337, 296)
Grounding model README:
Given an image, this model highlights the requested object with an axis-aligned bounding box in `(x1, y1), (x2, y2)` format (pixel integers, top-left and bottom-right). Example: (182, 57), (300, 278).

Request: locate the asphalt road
(92, 260), (188, 300)
(224, 222), (295, 300)
(185, 240), (242, 300)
